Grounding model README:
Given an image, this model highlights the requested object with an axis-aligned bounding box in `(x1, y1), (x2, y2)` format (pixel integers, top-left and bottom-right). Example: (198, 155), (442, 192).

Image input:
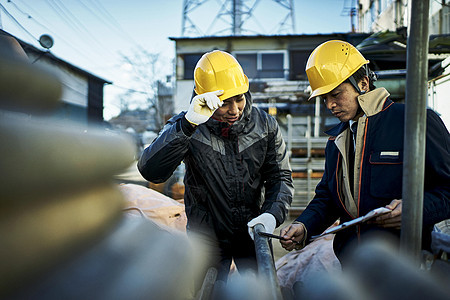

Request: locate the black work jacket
(138, 92), (293, 243)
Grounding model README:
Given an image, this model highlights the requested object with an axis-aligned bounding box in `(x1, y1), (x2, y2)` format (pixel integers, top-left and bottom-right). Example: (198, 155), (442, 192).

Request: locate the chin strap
(348, 65), (378, 95)
(348, 75), (365, 95)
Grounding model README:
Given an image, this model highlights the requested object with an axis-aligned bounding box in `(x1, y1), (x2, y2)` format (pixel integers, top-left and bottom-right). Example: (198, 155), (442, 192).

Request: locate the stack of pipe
(0, 34), (202, 299)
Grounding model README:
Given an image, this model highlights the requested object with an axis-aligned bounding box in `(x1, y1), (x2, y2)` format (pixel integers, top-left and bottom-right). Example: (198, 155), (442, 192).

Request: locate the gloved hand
(185, 90), (224, 125)
(247, 213), (276, 240)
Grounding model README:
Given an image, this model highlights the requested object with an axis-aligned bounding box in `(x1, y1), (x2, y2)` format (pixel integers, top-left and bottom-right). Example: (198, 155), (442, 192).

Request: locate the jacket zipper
(356, 119), (369, 241)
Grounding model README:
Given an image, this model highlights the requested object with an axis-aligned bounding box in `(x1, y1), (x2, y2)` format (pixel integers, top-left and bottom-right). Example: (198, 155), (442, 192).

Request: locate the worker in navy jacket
(280, 40), (450, 264)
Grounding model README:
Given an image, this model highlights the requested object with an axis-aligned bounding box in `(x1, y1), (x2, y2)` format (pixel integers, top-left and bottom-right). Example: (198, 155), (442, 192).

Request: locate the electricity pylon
(181, 0), (296, 37)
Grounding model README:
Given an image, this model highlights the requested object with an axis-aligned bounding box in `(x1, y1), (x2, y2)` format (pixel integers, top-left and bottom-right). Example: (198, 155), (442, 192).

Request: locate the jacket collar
(325, 122), (349, 137)
(357, 87), (391, 117)
(206, 91), (253, 137)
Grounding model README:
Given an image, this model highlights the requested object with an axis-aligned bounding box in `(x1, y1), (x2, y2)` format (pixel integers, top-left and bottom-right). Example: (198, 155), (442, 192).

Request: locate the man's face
(322, 82), (360, 122)
(212, 94), (246, 125)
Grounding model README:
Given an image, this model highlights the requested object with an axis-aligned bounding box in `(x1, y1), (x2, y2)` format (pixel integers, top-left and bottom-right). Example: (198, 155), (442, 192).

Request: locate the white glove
(185, 90), (223, 125)
(247, 213), (276, 240)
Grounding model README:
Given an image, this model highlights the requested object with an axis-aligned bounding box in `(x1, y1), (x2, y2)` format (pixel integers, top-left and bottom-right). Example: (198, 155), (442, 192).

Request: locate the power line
(2, 0), (168, 112)
(341, 0), (357, 32)
(109, 84), (150, 95)
(81, 0), (142, 48)
(6, 0), (28, 16)
(7, 1), (71, 45)
(91, 0), (127, 29)
(43, 0), (117, 58)
(182, 0), (296, 36)
(0, 2), (37, 42)
(4, 0), (112, 69)
(14, 0), (49, 22)
(8, 0), (52, 33)
(46, 0), (110, 52)
(44, 0), (83, 34)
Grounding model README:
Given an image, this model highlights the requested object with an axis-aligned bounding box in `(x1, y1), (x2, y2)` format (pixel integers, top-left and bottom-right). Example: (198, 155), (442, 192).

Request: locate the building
(169, 33), (371, 210)
(357, 0), (450, 128)
(170, 33), (368, 113)
(169, 33), (370, 135)
(168, 23), (449, 210)
(358, 0), (449, 35)
(1, 29), (111, 126)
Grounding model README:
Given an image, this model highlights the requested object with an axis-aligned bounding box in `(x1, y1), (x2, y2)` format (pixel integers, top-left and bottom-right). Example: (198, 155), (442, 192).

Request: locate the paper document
(310, 207), (392, 240)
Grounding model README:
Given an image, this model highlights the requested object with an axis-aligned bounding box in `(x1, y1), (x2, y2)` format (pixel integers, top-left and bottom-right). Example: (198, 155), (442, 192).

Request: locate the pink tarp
(275, 234), (341, 290)
(119, 183), (187, 232)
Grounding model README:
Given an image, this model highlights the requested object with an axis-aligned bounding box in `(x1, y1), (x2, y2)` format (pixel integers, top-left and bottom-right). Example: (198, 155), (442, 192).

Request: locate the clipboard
(310, 207), (392, 240)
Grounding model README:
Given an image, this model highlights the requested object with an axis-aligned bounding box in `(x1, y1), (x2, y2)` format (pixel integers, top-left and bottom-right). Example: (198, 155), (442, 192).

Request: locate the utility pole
(350, 7), (356, 32)
(342, 0), (358, 33)
(401, 0), (430, 264)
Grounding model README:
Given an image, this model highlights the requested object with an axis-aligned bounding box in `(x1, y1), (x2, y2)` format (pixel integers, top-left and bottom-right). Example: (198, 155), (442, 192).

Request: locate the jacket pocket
(369, 151), (403, 199)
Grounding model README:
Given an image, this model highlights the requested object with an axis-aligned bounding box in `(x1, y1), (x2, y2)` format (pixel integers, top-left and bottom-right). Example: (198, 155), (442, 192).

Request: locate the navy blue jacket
(297, 89), (450, 260)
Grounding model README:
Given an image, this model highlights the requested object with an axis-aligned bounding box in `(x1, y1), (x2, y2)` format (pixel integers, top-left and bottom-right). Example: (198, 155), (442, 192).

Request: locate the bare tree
(118, 49), (173, 130)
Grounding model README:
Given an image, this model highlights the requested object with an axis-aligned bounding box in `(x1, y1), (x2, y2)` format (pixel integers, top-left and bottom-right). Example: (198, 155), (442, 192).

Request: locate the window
(370, 2), (377, 24)
(235, 51), (286, 79)
(183, 54), (203, 79)
(235, 53), (257, 78)
(261, 53), (284, 78)
(182, 51), (286, 80)
(290, 51), (311, 80)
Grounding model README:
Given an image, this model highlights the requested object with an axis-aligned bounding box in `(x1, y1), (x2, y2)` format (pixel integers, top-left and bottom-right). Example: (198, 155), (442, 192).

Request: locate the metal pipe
(253, 224), (283, 300)
(307, 115), (312, 199)
(400, 0), (430, 262)
(314, 97), (320, 137)
(287, 114), (292, 158)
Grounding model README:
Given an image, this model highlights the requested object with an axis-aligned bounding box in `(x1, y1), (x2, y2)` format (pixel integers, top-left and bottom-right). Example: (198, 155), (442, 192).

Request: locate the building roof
(169, 32), (369, 42)
(0, 29), (111, 84)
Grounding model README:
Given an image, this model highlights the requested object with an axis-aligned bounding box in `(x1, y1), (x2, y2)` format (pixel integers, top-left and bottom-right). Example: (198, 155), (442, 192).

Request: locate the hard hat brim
(217, 75), (249, 101)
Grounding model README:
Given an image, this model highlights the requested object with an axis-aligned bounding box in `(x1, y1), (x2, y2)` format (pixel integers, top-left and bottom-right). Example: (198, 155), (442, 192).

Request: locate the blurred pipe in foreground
(0, 34), (62, 113)
(0, 33), (204, 299)
(295, 236), (450, 300)
(253, 224), (283, 300)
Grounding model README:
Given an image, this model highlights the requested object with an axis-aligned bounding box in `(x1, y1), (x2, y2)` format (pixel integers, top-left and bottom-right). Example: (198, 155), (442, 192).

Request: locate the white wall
(174, 80), (194, 114)
(54, 65), (88, 108)
(428, 57), (450, 130)
(29, 53), (89, 108)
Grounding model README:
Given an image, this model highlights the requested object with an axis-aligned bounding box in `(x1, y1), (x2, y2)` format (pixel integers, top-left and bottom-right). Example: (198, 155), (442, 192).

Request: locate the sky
(0, 0), (357, 120)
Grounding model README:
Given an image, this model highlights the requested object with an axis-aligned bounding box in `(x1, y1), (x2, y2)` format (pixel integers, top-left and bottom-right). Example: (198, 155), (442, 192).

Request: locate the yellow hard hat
(194, 50), (249, 101)
(305, 40), (369, 99)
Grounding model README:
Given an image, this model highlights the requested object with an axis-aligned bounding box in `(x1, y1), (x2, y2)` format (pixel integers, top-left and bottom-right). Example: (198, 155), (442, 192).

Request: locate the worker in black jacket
(280, 40), (450, 264)
(138, 50), (293, 285)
